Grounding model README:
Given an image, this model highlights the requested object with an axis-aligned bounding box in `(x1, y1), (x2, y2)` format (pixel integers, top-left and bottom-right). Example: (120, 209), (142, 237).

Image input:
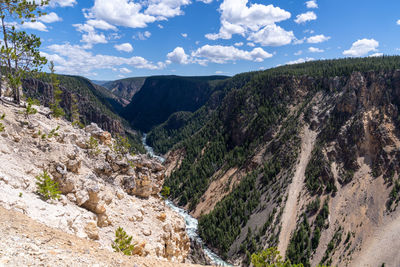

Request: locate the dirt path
(277, 127), (317, 258)
(0, 206), (206, 267)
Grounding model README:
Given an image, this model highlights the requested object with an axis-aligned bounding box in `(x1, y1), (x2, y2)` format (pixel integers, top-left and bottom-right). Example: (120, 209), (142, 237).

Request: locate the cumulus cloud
(205, 0), (293, 45)
(286, 57), (314, 65)
(234, 42), (243, 47)
(307, 34), (330, 43)
(306, 0), (318, 9)
(343, 38), (379, 57)
(397, 19), (400, 25)
(39, 12), (62, 23)
(114, 43), (134, 53)
(145, 0), (191, 20)
(20, 21), (48, 32)
(247, 24), (295, 46)
(308, 47), (324, 53)
(167, 47), (190, 64)
(181, 33), (188, 38)
(192, 44), (272, 64)
(294, 11), (317, 24)
(84, 0), (190, 29)
(42, 43), (164, 76)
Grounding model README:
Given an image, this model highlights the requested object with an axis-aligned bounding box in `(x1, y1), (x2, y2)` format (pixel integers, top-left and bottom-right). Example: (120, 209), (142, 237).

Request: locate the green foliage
(0, 0), (48, 103)
(305, 146), (336, 195)
(0, 113), (5, 132)
(86, 136), (101, 156)
(49, 61), (65, 118)
(47, 126), (60, 138)
(198, 171), (261, 257)
(160, 186), (170, 200)
(112, 227), (136, 256)
(251, 247), (304, 267)
(112, 134), (131, 156)
(306, 198), (320, 215)
(387, 179), (400, 211)
(35, 170), (61, 200)
(24, 97), (39, 118)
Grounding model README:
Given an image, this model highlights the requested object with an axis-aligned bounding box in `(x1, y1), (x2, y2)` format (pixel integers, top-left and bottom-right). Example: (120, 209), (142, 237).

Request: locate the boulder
(84, 221), (99, 240)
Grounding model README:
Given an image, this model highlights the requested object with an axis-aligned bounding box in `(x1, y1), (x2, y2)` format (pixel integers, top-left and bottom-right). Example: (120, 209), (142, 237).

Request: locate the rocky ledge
(0, 100), (191, 264)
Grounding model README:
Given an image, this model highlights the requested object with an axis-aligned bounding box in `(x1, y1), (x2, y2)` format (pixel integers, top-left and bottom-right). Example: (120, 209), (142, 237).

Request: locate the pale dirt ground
(0, 206), (207, 267)
(277, 127), (317, 258)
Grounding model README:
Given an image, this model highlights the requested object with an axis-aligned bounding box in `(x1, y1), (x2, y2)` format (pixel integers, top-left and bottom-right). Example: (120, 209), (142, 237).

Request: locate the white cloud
(86, 19), (117, 31)
(84, 0), (190, 29)
(181, 33), (188, 38)
(120, 67), (132, 74)
(85, 0), (157, 28)
(134, 31), (151, 40)
(49, 0), (76, 7)
(21, 21), (48, 31)
(81, 31), (107, 46)
(167, 47), (190, 64)
(39, 12), (62, 23)
(343, 38), (379, 57)
(369, 53), (383, 57)
(234, 42), (243, 47)
(205, 0), (292, 43)
(294, 11), (317, 24)
(145, 0), (191, 20)
(247, 42), (255, 47)
(294, 50), (303, 56)
(306, 0), (318, 9)
(198, 0), (213, 3)
(307, 34), (330, 43)
(397, 19), (400, 25)
(158, 24), (164, 29)
(192, 45), (273, 64)
(286, 57), (314, 65)
(308, 47), (324, 53)
(114, 43), (134, 53)
(43, 43), (164, 76)
(247, 24), (295, 46)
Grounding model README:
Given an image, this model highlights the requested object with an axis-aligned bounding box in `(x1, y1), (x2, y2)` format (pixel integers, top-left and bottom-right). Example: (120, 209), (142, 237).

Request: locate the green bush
(112, 134), (131, 157)
(112, 227), (136, 255)
(25, 97), (40, 118)
(251, 247), (304, 267)
(86, 136), (101, 156)
(0, 113), (5, 132)
(35, 170), (61, 200)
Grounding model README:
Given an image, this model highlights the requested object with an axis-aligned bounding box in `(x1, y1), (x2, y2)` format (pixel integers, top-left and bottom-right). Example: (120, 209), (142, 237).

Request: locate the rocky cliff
(162, 56), (400, 266)
(0, 100), (193, 265)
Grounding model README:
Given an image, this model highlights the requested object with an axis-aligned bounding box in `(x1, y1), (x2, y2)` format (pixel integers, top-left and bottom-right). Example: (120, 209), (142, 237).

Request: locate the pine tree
(112, 227), (136, 256)
(49, 61), (65, 118)
(35, 170), (61, 200)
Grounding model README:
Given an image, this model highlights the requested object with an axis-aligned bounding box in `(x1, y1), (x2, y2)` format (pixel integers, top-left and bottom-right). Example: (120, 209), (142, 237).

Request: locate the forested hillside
(121, 75), (228, 132)
(22, 74), (145, 153)
(162, 56), (400, 266)
(102, 77), (146, 105)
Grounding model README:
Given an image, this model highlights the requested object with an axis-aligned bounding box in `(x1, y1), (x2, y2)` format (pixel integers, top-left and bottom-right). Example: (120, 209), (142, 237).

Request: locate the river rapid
(141, 134), (231, 266)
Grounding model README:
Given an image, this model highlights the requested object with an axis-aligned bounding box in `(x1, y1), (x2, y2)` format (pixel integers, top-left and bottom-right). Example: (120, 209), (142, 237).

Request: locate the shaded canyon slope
(160, 56), (400, 266)
(121, 75), (229, 133)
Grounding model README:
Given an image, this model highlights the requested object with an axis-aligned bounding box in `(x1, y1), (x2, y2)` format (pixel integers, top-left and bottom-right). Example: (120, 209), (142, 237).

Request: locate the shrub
(161, 186), (170, 200)
(24, 97), (40, 119)
(86, 136), (101, 156)
(112, 134), (131, 157)
(36, 170), (61, 200)
(112, 227), (137, 255)
(0, 113), (5, 132)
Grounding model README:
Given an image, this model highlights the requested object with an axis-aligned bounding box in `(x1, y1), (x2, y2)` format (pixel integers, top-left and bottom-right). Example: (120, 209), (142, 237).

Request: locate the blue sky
(20, 0), (400, 80)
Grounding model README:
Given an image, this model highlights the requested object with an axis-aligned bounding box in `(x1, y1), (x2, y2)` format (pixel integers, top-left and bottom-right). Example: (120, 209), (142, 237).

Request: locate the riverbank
(142, 134), (232, 266)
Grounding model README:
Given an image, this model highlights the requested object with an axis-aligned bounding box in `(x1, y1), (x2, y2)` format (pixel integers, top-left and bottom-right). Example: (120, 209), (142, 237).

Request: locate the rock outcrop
(0, 102), (190, 263)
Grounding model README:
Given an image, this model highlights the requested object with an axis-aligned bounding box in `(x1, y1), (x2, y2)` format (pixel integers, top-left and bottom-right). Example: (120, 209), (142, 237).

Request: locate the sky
(18, 0), (400, 80)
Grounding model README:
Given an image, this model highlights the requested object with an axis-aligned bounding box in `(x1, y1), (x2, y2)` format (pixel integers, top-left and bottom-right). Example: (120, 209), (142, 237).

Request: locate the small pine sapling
(86, 136), (101, 156)
(112, 134), (131, 158)
(47, 126), (60, 138)
(112, 227), (137, 255)
(49, 61), (65, 118)
(0, 113), (5, 132)
(35, 170), (61, 200)
(24, 97), (40, 119)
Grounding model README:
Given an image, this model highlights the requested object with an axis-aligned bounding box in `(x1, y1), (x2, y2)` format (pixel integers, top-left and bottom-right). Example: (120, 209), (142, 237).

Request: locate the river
(141, 134), (231, 266)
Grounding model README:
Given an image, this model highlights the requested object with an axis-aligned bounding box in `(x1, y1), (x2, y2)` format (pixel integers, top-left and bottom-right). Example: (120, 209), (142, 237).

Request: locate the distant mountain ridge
(102, 77), (147, 105)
